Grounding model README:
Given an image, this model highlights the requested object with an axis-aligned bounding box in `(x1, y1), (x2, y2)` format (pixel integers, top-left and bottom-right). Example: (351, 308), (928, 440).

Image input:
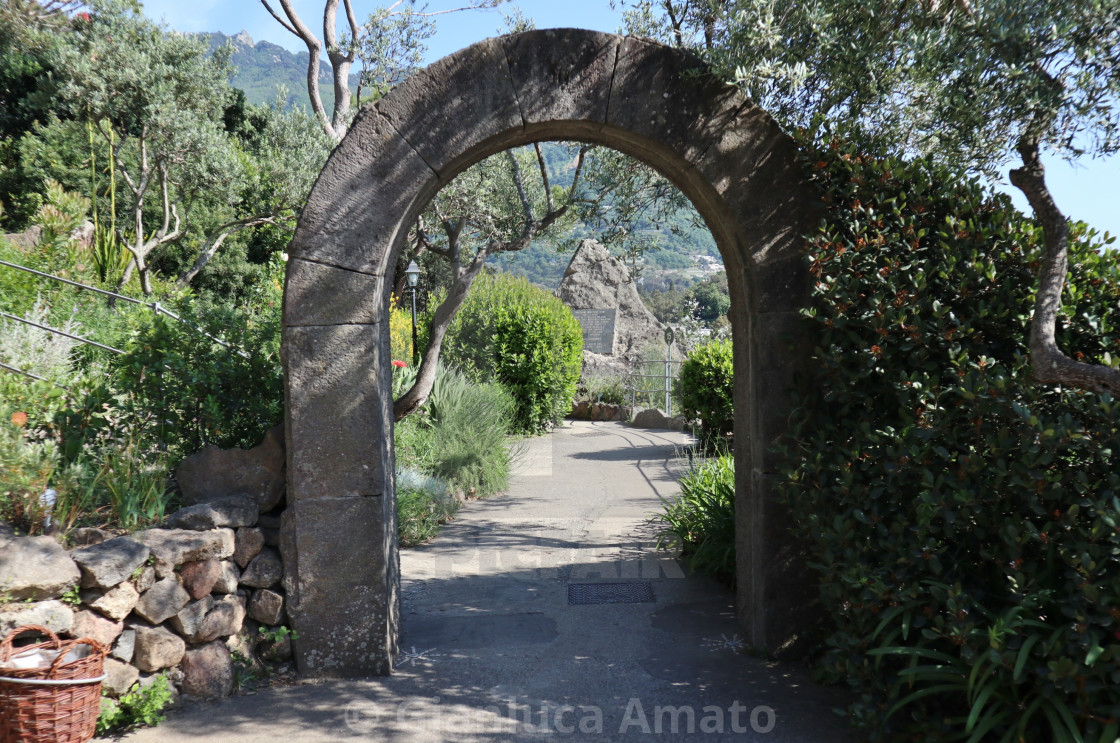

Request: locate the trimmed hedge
(779, 141), (1120, 741)
(673, 338), (733, 451)
(421, 272), (582, 434)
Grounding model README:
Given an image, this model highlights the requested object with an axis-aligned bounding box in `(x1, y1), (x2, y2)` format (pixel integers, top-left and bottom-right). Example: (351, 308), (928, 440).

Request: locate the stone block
(284, 258), (381, 327)
(69, 609), (123, 648)
(247, 589), (284, 626)
(212, 561), (240, 594)
(0, 535), (80, 600)
(134, 565), (156, 594)
(501, 29), (618, 129)
(103, 657), (140, 698)
(180, 558), (222, 600)
(180, 641), (233, 699)
(0, 599), (74, 635)
(233, 528), (264, 569)
(281, 497), (395, 676)
(196, 594), (246, 643)
(68, 527), (110, 547)
(133, 529), (235, 578)
(133, 625), (186, 673)
(285, 324), (391, 501)
(81, 581), (139, 621)
(175, 425), (285, 512)
(166, 495), (259, 531)
(70, 536), (149, 590)
(169, 596), (214, 641)
(753, 312), (810, 473)
(112, 628), (136, 663)
(239, 548), (282, 589)
(133, 577), (190, 625)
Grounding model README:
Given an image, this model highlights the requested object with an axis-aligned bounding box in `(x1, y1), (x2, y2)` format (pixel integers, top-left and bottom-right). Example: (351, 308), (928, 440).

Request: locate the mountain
(201, 30), (358, 112)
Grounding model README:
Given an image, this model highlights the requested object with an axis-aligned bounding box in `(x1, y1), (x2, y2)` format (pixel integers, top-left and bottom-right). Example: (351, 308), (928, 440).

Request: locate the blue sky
(142, 0), (1118, 241)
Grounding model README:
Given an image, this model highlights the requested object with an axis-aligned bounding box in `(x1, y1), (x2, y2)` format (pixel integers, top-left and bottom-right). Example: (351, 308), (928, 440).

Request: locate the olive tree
(618, 0), (1120, 394)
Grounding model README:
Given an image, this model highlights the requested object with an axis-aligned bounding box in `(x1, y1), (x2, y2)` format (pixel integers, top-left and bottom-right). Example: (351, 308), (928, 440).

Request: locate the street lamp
(405, 260), (421, 366)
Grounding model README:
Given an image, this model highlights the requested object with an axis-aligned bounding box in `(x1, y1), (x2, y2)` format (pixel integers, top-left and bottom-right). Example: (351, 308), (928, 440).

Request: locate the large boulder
(133, 528), (235, 578)
(69, 536), (149, 590)
(555, 238), (665, 357)
(0, 599), (74, 635)
(174, 424), (285, 512)
(0, 535), (81, 600)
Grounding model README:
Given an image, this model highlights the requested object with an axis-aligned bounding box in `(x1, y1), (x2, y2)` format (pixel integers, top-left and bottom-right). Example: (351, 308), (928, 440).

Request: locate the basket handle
(47, 637), (108, 676)
(0, 625), (62, 662)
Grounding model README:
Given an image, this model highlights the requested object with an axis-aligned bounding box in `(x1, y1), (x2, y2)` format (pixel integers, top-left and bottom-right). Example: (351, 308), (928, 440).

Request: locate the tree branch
(259, 0), (299, 36)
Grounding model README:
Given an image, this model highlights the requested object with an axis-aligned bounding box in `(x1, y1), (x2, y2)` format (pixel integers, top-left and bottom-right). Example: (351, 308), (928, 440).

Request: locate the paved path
(126, 420), (851, 742)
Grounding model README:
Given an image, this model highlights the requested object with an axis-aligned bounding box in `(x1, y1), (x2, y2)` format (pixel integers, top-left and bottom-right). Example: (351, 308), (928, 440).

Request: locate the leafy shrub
(389, 294), (414, 364)
(577, 369), (628, 405)
(395, 467), (457, 547)
(421, 273), (582, 434)
(778, 140), (1120, 742)
(97, 673), (173, 734)
(673, 338), (733, 450)
(654, 454), (735, 583)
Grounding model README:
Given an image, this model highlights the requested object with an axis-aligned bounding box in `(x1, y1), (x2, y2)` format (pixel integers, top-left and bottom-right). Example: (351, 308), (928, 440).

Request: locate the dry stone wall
(0, 426), (293, 702)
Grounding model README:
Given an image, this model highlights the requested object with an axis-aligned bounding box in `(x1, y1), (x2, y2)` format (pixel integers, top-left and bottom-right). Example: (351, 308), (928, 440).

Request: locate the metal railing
(627, 358), (683, 416)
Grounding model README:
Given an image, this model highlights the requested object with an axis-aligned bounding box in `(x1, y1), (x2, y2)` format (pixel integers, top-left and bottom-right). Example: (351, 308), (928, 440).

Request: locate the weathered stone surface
(175, 425), (285, 512)
(630, 408), (671, 429)
(0, 599), (74, 635)
(285, 323), (391, 501)
(133, 528), (235, 578)
(502, 29), (618, 127)
(133, 625), (186, 672)
(134, 565), (156, 593)
(232, 528), (265, 569)
(180, 641), (233, 699)
(103, 657), (140, 698)
(0, 535), (80, 600)
(239, 548), (282, 589)
(112, 628), (136, 663)
(247, 589), (284, 626)
(133, 577), (190, 625)
(169, 596), (214, 641)
(166, 495), (259, 531)
(556, 239), (665, 356)
(196, 594), (246, 643)
(212, 561), (240, 594)
(70, 536), (149, 590)
(285, 258), (381, 326)
(68, 527), (110, 547)
(69, 609), (123, 648)
(81, 581), (140, 621)
(179, 558), (222, 600)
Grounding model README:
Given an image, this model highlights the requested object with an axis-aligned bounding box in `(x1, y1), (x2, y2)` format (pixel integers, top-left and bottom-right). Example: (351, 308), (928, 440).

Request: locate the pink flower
(391, 360), (407, 368)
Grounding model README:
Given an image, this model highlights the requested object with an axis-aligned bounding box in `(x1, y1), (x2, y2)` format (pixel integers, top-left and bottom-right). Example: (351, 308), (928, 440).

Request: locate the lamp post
(405, 260), (421, 366)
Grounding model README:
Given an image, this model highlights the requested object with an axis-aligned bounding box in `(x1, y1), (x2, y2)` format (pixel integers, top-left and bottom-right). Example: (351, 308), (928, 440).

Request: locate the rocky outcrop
(555, 239), (665, 357)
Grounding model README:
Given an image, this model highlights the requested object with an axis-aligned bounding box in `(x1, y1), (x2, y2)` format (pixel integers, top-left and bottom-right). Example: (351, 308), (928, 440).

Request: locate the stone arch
(281, 29), (818, 676)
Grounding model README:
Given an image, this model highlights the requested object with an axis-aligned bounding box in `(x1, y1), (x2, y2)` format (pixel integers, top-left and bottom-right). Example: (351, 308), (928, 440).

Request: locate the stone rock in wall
(81, 581), (140, 621)
(0, 535), (81, 600)
(166, 495), (259, 531)
(133, 529), (235, 578)
(555, 239), (665, 356)
(239, 547), (282, 589)
(196, 594), (246, 644)
(133, 577), (190, 625)
(247, 588), (284, 626)
(69, 609), (123, 648)
(133, 625), (186, 672)
(211, 561), (240, 594)
(232, 527), (265, 569)
(112, 628), (136, 663)
(70, 536), (149, 590)
(0, 599), (74, 635)
(630, 407), (671, 429)
(169, 596), (215, 641)
(180, 558), (222, 600)
(134, 565), (157, 594)
(180, 641), (234, 699)
(68, 527), (111, 547)
(175, 424), (285, 512)
(102, 657), (140, 698)
(258, 633), (292, 663)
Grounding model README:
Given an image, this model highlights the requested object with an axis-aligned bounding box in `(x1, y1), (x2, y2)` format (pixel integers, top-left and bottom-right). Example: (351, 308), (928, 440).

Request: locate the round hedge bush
(421, 272), (582, 434)
(673, 338), (733, 450)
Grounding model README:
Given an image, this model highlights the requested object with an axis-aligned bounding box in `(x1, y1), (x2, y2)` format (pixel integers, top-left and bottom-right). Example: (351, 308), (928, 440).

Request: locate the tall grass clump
(654, 454), (735, 583)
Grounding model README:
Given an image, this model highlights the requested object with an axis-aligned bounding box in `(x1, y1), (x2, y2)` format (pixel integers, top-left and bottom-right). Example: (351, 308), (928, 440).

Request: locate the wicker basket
(0, 624), (108, 743)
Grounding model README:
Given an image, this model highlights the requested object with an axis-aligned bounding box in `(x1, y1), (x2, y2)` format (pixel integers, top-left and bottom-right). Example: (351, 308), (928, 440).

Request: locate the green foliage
(673, 338), (734, 450)
(109, 300), (282, 460)
(685, 272), (730, 323)
(395, 467), (458, 547)
(654, 454), (735, 583)
(96, 673), (173, 735)
(423, 273), (582, 434)
(777, 141), (1120, 742)
(577, 369), (628, 406)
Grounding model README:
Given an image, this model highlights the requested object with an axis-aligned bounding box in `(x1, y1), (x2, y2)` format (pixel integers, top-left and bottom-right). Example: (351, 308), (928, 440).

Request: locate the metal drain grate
(567, 582), (655, 605)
